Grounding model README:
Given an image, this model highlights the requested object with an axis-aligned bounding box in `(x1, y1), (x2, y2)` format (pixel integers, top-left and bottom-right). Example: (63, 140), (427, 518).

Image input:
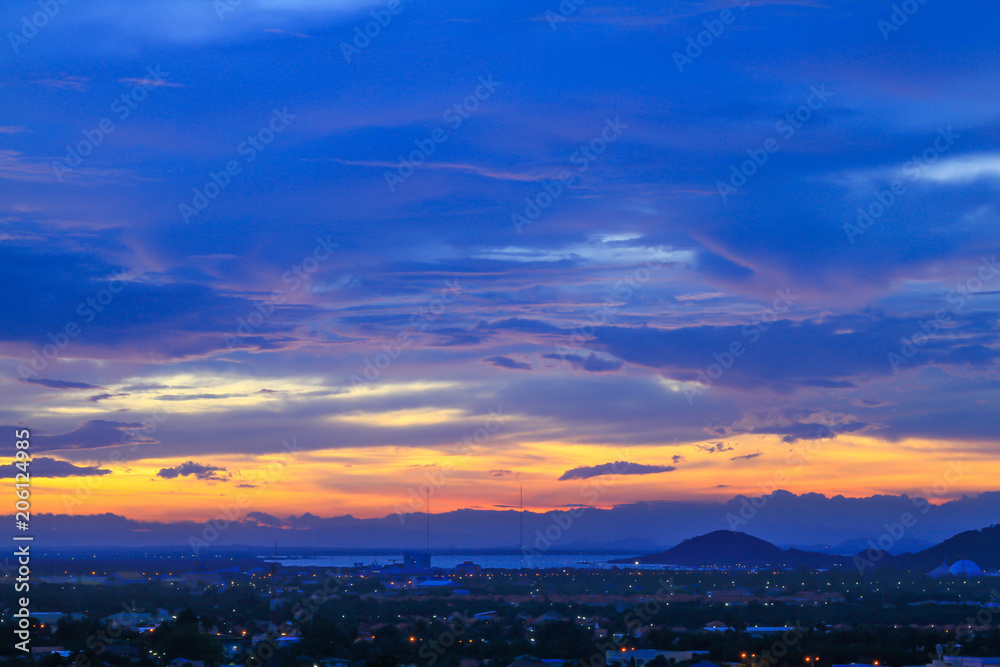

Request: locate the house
(415, 579), (456, 589)
(108, 571), (147, 586)
(536, 611), (567, 623)
(168, 659), (205, 667)
(607, 650), (710, 667)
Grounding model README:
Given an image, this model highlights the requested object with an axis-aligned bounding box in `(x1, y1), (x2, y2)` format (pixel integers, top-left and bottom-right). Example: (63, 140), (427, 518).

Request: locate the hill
(889, 524), (1000, 571)
(612, 530), (847, 568)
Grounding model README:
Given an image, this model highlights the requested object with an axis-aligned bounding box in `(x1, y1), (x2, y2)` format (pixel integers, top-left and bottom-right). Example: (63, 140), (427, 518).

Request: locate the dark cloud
(483, 356), (532, 371)
(246, 511), (284, 527)
(0, 456), (110, 477)
(559, 461), (677, 481)
(543, 352), (623, 372)
(591, 313), (1000, 390)
(489, 469), (513, 477)
(88, 392), (130, 402)
(25, 420), (145, 453)
(731, 452), (763, 461)
(156, 461), (229, 481)
(697, 442), (734, 453)
(22, 378), (103, 390)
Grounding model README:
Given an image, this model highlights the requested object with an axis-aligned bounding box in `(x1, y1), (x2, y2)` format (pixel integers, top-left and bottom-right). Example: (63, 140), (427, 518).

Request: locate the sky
(2, 0), (999, 538)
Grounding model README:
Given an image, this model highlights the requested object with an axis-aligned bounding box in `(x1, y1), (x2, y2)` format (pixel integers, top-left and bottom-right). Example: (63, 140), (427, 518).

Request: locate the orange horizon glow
(17, 432), (996, 522)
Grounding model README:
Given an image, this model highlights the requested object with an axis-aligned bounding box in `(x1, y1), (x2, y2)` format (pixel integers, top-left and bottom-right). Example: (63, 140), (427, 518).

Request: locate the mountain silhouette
(885, 524), (1000, 571)
(613, 530), (847, 568)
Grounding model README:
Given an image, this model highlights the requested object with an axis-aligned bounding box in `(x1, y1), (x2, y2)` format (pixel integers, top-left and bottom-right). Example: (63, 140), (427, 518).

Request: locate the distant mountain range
(7, 491), (1000, 554)
(614, 525), (1000, 572)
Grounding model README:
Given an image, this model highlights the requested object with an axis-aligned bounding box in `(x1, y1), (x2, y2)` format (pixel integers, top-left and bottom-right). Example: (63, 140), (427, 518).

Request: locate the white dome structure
(949, 559), (983, 576)
(928, 559), (950, 578)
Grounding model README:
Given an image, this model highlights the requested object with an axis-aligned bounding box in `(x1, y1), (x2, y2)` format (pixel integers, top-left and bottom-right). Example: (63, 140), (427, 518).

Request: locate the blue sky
(2, 0), (999, 524)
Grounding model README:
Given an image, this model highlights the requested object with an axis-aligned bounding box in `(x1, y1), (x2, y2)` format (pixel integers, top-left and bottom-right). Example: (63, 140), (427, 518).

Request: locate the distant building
(950, 560), (984, 577)
(929, 560), (951, 578)
(536, 611), (567, 623)
(607, 649), (710, 667)
(404, 551), (431, 570)
(415, 579), (455, 589)
(108, 571), (147, 586)
(932, 656), (1000, 667)
(454, 561), (482, 576)
(168, 659), (205, 667)
(507, 657), (574, 667)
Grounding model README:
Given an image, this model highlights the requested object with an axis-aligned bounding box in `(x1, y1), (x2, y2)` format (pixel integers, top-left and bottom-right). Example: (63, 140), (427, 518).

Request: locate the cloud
(696, 442), (734, 453)
(246, 511), (284, 527)
(543, 352), (623, 372)
(26, 420), (147, 453)
(22, 378), (103, 390)
(558, 461), (677, 481)
(116, 77), (185, 88)
(0, 456), (110, 478)
(483, 355), (532, 371)
(88, 392), (130, 402)
(711, 410), (873, 444)
(489, 469), (513, 477)
(591, 313), (1000, 391)
(156, 461), (229, 481)
(918, 153), (1000, 185)
(32, 75), (90, 92)
(731, 452), (763, 461)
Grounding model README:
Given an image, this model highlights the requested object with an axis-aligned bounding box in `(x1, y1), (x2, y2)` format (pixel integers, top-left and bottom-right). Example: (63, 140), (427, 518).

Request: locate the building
(929, 560), (951, 578)
(454, 561), (482, 576)
(404, 551), (431, 570)
(932, 656), (1000, 667)
(168, 659), (205, 667)
(607, 650), (710, 667)
(949, 560), (984, 577)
